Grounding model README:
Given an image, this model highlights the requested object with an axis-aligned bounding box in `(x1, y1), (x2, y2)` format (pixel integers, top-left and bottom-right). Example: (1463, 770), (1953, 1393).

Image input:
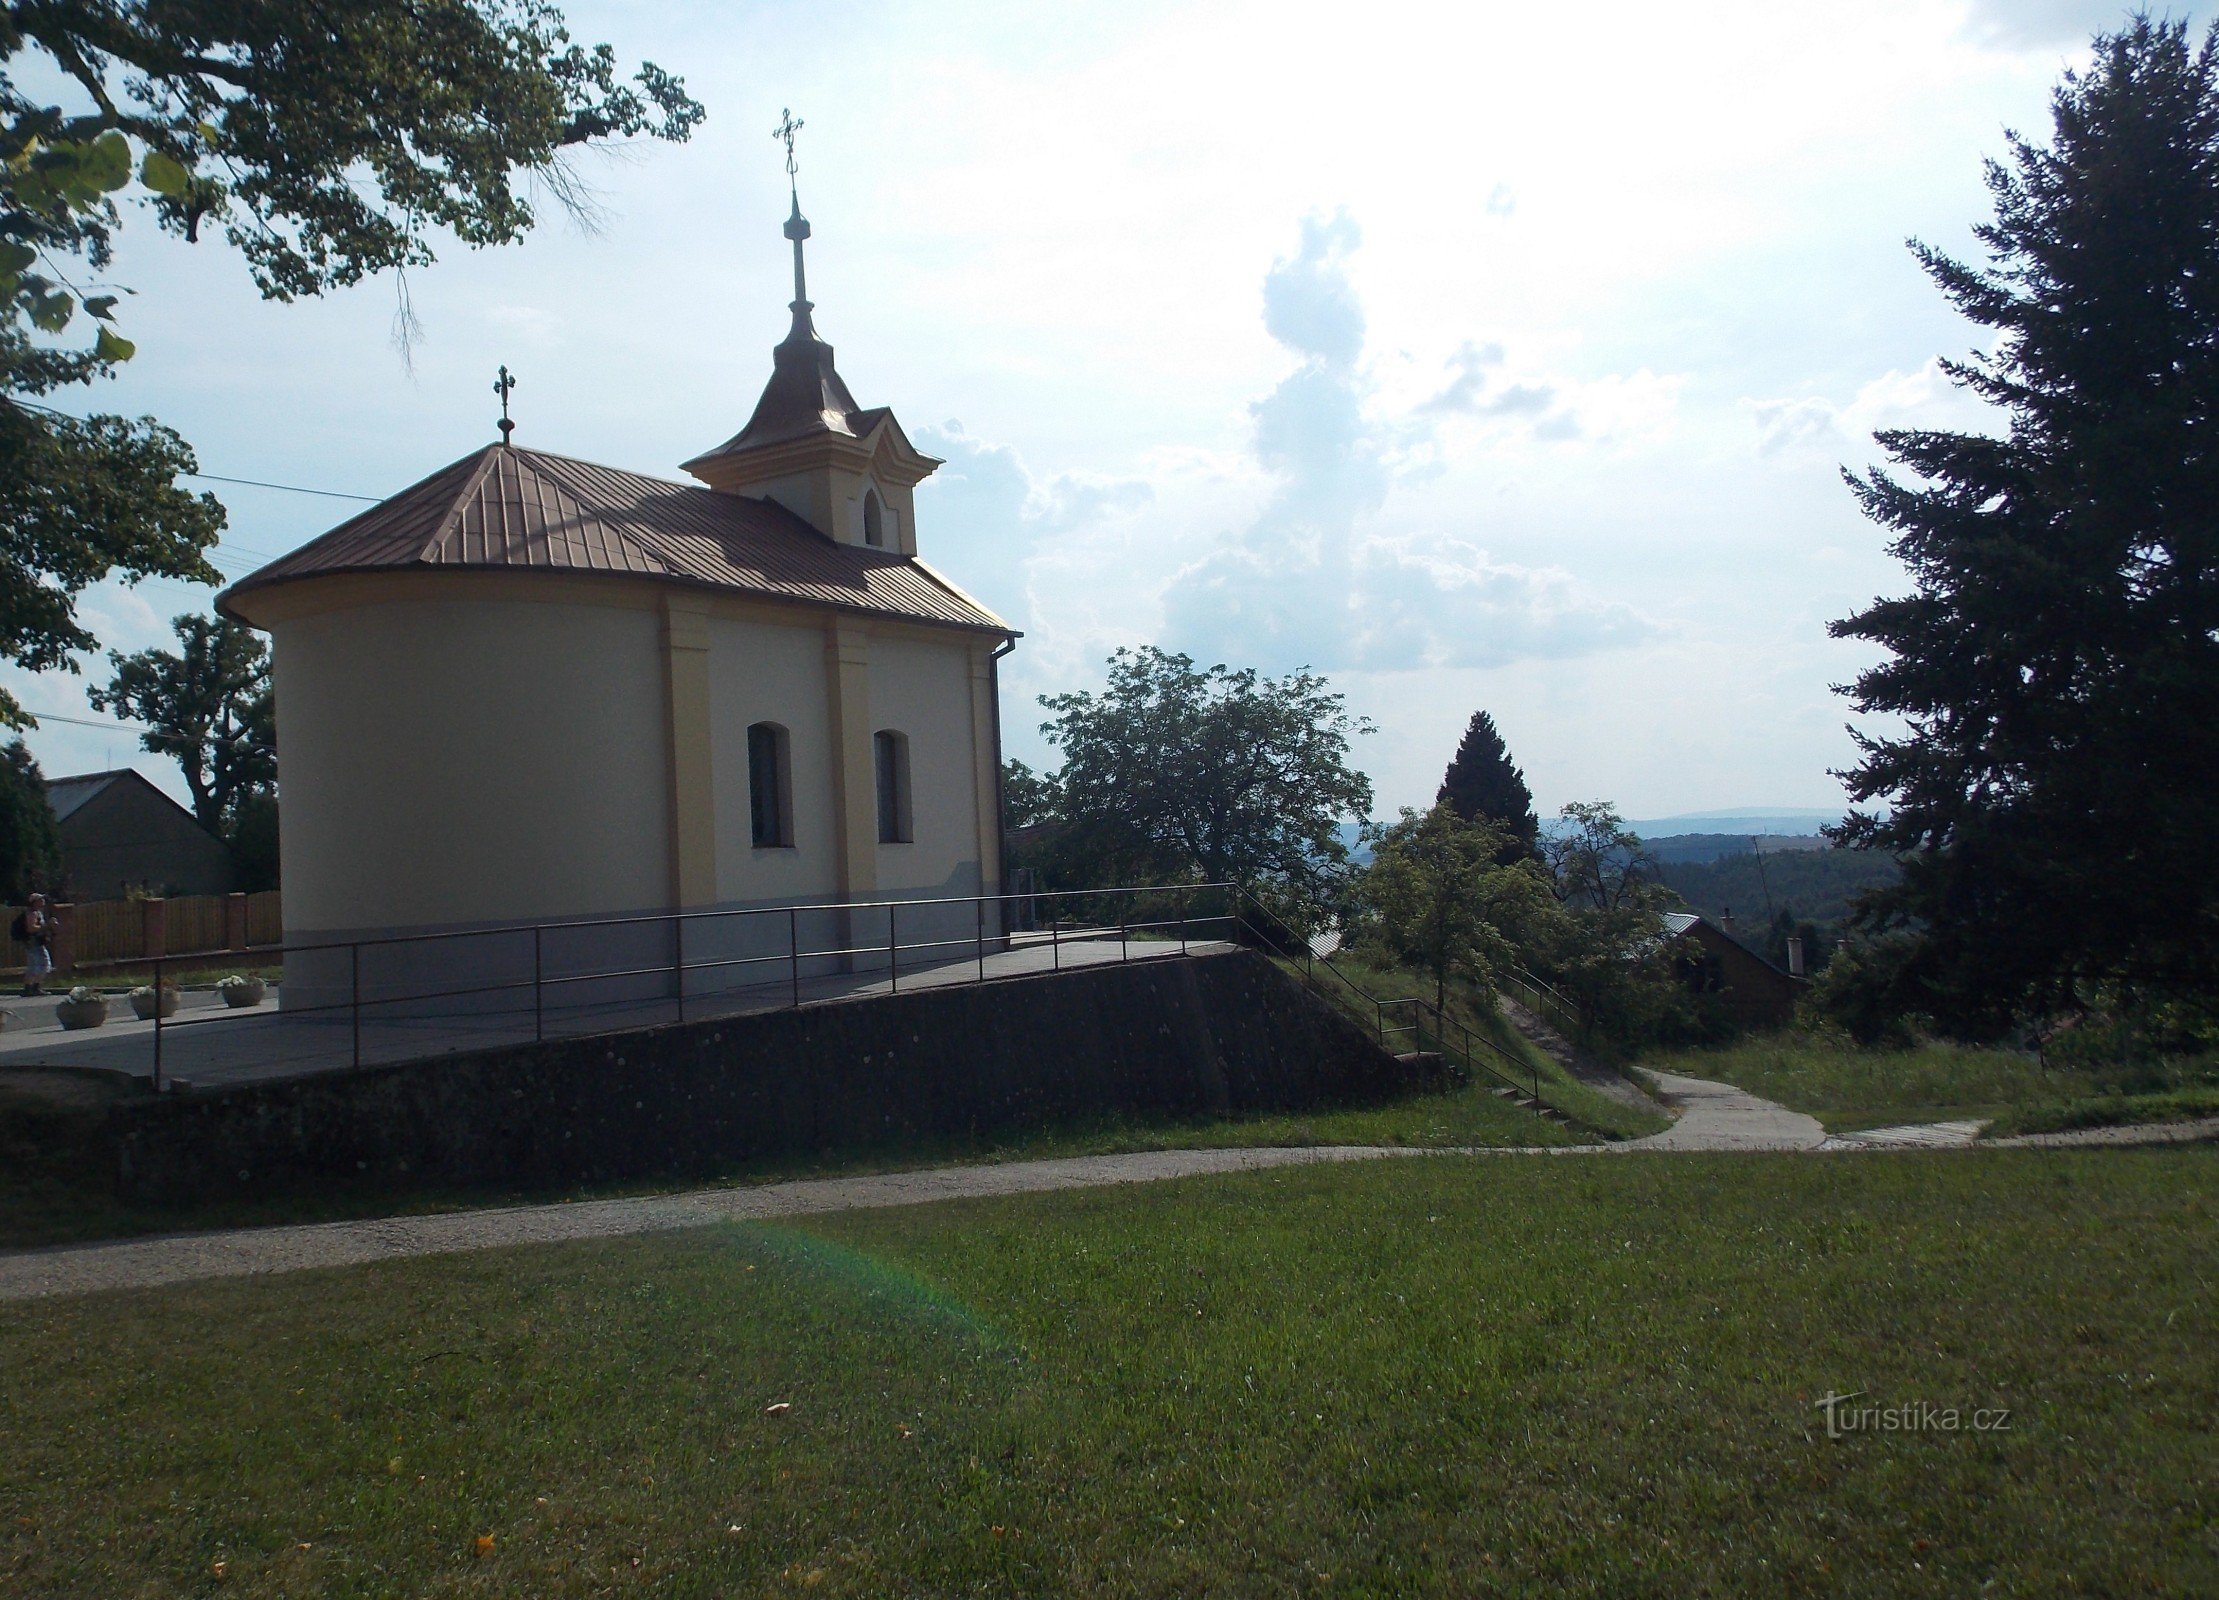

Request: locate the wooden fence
(4, 891), (281, 973)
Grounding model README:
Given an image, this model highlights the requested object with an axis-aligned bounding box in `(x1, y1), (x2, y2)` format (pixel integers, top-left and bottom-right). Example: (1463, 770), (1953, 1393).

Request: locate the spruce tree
(1436, 710), (1539, 863)
(1832, 18), (2219, 1033)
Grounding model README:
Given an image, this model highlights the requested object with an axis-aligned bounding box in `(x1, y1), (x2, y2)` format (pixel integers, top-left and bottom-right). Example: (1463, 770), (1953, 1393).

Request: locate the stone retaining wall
(109, 950), (1447, 1205)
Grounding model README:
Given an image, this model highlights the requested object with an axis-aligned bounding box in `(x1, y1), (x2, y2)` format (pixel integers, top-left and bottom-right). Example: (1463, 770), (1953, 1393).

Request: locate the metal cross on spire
(773, 107), (812, 309)
(774, 107), (805, 187)
(493, 364), (517, 444)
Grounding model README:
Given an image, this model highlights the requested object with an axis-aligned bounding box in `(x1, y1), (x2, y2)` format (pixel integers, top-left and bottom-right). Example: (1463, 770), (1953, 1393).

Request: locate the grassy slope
(2, 1151), (2210, 1597)
(1284, 951), (1669, 1142)
(1641, 1034), (2219, 1134)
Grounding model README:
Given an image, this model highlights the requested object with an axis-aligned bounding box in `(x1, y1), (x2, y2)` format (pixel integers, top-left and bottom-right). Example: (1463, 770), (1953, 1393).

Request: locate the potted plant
(217, 973), (267, 1008)
(56, 986), (109, 1030)
(129, 981), (182, 1021)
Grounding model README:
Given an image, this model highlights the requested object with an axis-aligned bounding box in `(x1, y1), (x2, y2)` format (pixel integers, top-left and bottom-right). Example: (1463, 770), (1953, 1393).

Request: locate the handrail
(1226, 886), (1545, 1117)
(123, 876), (1551, 1122)
(1504, 963), (1584, 1037)
(137, 882), (1243, 1091)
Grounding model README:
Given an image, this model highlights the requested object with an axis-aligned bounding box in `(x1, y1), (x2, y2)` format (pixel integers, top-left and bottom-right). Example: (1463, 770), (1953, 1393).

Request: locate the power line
(8, 402), (381, 505)
(16, 708), (152, 732)
(184, 471), (381, 504)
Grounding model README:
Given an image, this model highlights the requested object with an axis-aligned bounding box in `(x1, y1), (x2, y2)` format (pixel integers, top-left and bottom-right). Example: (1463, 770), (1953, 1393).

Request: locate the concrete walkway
(3, 1076), (2210, 1303)
(1823, 1119), (1986, 1150)
(0, 1144), (1439, 1302)
(1629, 1069), (1828, 1151)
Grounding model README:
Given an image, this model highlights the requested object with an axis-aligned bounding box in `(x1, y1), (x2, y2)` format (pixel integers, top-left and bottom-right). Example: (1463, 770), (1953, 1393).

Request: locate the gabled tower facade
(682, 176), (940, 552)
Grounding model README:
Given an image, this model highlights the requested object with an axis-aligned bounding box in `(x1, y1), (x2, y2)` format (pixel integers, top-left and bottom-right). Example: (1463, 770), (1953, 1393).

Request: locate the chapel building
(218, 180), (1016, 999)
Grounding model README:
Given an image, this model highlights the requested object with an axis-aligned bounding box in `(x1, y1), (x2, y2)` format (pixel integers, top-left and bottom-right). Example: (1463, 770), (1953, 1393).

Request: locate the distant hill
(1657, 846), (1899, 927)
(1644, 833), (1831, 865)
(1624, 809), (1839, 838)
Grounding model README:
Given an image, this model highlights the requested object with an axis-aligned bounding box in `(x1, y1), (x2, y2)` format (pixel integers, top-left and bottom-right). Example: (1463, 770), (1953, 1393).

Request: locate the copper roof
(216, 444), (1013, 636)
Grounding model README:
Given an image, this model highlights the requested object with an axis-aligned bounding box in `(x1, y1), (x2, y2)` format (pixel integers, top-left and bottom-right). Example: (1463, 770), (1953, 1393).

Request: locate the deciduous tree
(1540, 801), (1658, 912)
(1038, 646), (1373, 894)
(1, 2), (703, 725)
(91, 613), (272, 831)
(1359, 803), (1545, 1011)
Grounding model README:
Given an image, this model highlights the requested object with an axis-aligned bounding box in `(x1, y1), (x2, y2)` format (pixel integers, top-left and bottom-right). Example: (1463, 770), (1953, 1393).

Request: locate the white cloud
(1157, 214), (1655, 675)
(1747, 357), (2003, 457)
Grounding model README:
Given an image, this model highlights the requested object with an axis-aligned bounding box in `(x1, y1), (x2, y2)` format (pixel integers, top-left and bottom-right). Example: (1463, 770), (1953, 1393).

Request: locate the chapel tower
(681, 121), (940, 553)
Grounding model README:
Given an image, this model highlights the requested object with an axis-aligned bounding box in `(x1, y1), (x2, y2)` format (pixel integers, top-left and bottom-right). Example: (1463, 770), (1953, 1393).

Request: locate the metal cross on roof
(774, 108), (804, 185)
(493, 364), (517, 444)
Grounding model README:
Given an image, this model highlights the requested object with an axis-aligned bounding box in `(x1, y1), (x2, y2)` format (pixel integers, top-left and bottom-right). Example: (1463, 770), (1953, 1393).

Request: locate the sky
(8, 0), (2197, 822)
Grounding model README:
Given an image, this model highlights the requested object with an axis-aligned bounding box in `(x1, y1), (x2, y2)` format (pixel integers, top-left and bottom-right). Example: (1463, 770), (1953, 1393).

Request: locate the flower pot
(56, 996), (109, 1030)
(129, 988), (181, 1021)
(220, 978), (267, 1008)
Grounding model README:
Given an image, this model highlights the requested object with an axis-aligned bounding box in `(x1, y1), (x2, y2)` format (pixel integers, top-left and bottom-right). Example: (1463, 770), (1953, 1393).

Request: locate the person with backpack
(14, 894), (54, 996)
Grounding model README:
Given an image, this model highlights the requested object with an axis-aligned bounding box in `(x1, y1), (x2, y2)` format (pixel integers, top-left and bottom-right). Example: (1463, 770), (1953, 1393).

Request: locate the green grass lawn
(1984, 1086), (2219, 1138)
(1643, 1033), (2219, 1134)
(2, 1151), (2210, 1596)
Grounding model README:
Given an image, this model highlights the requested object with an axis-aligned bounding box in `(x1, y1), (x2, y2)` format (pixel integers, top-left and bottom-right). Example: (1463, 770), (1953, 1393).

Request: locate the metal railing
(1502, 963), (1585, 1039)
(130, 883), (1248, 1091)
(1225, 887), (1548, 1117)
(94, 878), (1555, 1119)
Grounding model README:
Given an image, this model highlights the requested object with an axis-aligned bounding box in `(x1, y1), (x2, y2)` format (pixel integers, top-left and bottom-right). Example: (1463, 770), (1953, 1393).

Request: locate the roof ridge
(418, 447), (512, 563)
(514, 452), (675, 575)
(508, 444), (706, 494)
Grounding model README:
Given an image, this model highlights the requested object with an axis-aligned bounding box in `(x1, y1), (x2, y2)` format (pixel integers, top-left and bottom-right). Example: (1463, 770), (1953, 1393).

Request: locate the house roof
(215, 444), (1011, 636)
(45, 769), (210, 833)
(44, 770), (129, 824)
(1658, 909), (1798, 978)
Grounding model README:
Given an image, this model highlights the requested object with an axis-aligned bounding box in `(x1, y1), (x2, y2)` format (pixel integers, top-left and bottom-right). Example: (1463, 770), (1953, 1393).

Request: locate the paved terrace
(0, 932), (1236, 1093)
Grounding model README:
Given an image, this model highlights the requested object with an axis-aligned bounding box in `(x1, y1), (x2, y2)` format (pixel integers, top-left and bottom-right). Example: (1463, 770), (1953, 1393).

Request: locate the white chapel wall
(866, 631), (984, 899)
(705, 611), (836, 905)
(273, 596), (671, 938)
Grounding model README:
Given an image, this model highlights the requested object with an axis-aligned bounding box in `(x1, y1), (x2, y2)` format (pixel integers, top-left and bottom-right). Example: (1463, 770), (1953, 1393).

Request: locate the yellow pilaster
(969, 643), (1003, 896)
(825, 622), (877, 898)
(661, 594), (718, 907)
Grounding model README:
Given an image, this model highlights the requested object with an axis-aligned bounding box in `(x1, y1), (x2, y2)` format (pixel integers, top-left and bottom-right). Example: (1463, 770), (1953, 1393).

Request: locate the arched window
(874, 729), (912, 844)
(748, 722), (793, 847)
(862, 487), (885, 547)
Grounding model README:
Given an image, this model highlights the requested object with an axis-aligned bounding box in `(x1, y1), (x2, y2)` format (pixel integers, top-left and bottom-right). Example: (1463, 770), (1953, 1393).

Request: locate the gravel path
(3, 1081), (2209, 1303)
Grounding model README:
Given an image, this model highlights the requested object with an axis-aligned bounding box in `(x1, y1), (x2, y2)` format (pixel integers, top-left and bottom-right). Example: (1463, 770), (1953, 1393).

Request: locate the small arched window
(874, 729), (912, 844)
(862, 487), (885, 547)
(748, 722), (793, 848)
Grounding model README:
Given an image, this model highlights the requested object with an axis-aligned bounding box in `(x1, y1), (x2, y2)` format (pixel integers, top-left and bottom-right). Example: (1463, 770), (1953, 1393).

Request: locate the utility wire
(184, 471), (381, 504)
(16, 708), (152, 732)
